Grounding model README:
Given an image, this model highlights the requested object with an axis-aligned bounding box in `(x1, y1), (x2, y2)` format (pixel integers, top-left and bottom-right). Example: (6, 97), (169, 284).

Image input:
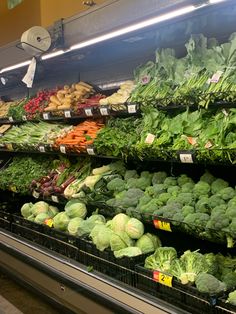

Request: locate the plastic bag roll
(21, 26), (51, 56)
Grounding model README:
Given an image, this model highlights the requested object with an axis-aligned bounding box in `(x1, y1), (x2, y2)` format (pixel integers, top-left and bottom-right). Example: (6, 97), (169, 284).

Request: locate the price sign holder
(87, 146), (95, 155)
(99, 106), (109, 116)
(84, 108), (93, 117)
(153, 270), (173, 287)
(39, 145), (45, 153)
(33, 190), (40, 199)
(51, 195), (59, 203)
(22, 115), (27, 121)
(153, 219), (172, 232)
(64, 110), (72, 118)
(43, 112), (50, 120)
(44, 218), (53, 228)
(178, 151), (194, 164)
(60, 145), (66, 154)
(8, 116), (14, 122)
(127, 104), (136, 114)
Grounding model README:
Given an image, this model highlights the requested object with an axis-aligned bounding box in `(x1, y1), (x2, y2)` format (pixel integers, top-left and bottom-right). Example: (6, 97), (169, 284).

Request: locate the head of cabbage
(90, 224), (113, 251)
(34, 213), (51, 225)
(21, 202), (33, 218)
(65, 199), (87, 219)
(48, 205), (59, 218)
(53, 212), (70, 231)
(77, 214), (106, 237)
(111, 213), (130, 233)
(67, 217), (83, 235)
(31, 201), (49, 216)
(110, 231), (133, 251)
(136, 233), (161, 254)
(125, 218), (144, 239)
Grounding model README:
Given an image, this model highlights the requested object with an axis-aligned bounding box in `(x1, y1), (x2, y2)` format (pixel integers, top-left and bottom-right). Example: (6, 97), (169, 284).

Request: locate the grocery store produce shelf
(0, 229), (188, 314)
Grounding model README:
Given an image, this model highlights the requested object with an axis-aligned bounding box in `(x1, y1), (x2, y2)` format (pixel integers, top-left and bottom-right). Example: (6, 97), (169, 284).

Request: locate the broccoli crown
(181, 182), (195, 193)
(167, 186), (181, 196)
(145, 247), (177, 272)
(227, 290), (236, 306)
(211, 178), (229, 194)
(217, 187), (236, 201)
(193, 181), (211, 198)
(221, 271), (236, 290)
(206, 214), (230, 230)
(140, 171), (153, 180)
(138, 194), (152, 207)
(204, 253), (219, 276)
(182, 205), (195, 217)
(124, 169), (139, 181)
(163, 177), (177, 188)
(195, 273), (226, 295)
(172, 212), (185, 226)
(228, 196), (236, 207)
(229, 218), (236, 235)
(195, 197), (210, 214)
(177, 174), (194, 187)
(145, 184), (166, 197)
(126, 177), (151, 190)
(183, 213), (210, 228)
(200, 171), (216, 185)
(157, 192), (171, 204)
(175, 192), (195, 206)
(211, 204), (227, 217)
(152, 171), (167, 185)
(139, 199), (160, 214)
(207, 195), (225, 209)
(107, 178), (126, 192)
(115, 188), (144, 208)
(226, 206), (236, 220)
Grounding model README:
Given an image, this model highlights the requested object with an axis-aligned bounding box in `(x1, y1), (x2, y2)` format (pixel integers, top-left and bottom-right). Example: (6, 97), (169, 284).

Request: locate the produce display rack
(1, 0), (236, 313)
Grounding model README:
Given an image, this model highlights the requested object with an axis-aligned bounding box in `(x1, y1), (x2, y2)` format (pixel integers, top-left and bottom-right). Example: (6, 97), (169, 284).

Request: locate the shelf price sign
(43, 112), (50, 120)
(64, 110), (71, 118)
(22, 115), (27, 121)
(33, 190), (40, 199)
(44, 218), (53, 228)
(60, 145), (66, 154)
(8, 116), (14, 122)
(84, 108), (93, 117)
(87, 147), (95, 155)
(99, 106), (109, 116)
(51, 195), (59, 203)
(179, 152), (194, 163)
(153, 270), (173, 287)
(39, 145), (45, 153)
(127, 104), (136, 114)
(153, 219), (172, 232)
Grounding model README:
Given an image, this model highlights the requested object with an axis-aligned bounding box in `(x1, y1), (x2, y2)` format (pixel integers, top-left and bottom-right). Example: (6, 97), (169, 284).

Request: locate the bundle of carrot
(54, 120), (104, 153)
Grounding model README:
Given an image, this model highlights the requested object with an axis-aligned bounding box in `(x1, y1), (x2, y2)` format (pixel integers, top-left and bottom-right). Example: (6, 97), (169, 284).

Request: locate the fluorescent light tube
(41, 49), (68, 60)
(209, 0), (228, 3)
(70, 5), (195, 51)
(0, 60), (31, 73)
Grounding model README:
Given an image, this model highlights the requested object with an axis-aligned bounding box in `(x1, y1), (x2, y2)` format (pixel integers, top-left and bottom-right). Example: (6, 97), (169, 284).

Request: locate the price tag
(85, 108), (93, 117)
(222, 109), (229, 117)
(64, 110), (71, 118)
(153, 219), (172, 232)
(33, 190), (39, 199)
(39, 145), (45, 153)
(140, 74), (150, 85)
(153, 271), (173, 287)
(22, 115), (27, 121)
(99, 106), (109, 116)
(127, 104), (136, 114)
(145, 133), (155, 144)
(43, 112), (49, 120)
(51, 195), (59, 203)
(205, 141), (213, 149)
(60, 145), (66, 154)
(8, 116), (14, 122)
(44, 218), (53, 228)
(87, 147), (95, 155)
(209, 70), (224, 83)
(179, 153), (193, 163)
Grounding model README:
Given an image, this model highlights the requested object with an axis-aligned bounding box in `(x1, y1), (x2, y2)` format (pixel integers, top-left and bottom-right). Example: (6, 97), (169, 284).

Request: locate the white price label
(100, 107), (109, 116)
(51, 195), (59, 203)
(87, 147), (95, 155)
(22, 115), (27, 121)
(8, 116), (14, 122)
(60, 145), (66, 154)
(33, 190), (39, 198)
(64, 110), (71, 118)
(43, 113), (49, 120)
(85, 108), (93, 117)
(145, 133), (155, 144)
(128, 104), (136, 113)
(39, 145), (45, 153)
(179, 153), (193, 163)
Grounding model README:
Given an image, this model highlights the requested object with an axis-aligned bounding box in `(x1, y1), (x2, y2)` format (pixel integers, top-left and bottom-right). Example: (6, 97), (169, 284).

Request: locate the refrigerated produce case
(1, 0), (236, 313)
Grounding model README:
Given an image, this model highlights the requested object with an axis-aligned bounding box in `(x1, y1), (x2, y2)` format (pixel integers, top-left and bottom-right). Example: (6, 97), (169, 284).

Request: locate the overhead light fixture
(209, 0), (227, 3)
(70, 5), (196, 51)
(0, 60), (31, 74)
(41, 49), (69, 60)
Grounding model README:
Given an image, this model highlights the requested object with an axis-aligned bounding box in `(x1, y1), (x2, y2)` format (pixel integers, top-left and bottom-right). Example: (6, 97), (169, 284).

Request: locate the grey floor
(0, 273), (61, 314)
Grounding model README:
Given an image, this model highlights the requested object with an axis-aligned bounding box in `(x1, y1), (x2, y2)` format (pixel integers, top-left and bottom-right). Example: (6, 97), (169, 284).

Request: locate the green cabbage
(67, 217), (83, 235)
(53, 212), (70, 231)
(110, 231), (133, 251)
(90, 224), (113, 251)
(136, 233), (162, 254)
(111, 213), (130, 232)
(77, 214), (106, 237)
(34, 213), (51, 224)
(125, 218), (144, 239)
(114, 247), (142, 258)
(21, 202), (33, 218)
(48, 205), (59, 217)
(31, 201), (49, 216)
(27, 214), (35, 222)
(65, 199), (87, 219)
